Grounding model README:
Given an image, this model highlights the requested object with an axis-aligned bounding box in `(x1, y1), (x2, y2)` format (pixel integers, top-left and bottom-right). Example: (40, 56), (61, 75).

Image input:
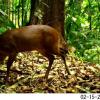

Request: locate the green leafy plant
(65, 0), (100, 64)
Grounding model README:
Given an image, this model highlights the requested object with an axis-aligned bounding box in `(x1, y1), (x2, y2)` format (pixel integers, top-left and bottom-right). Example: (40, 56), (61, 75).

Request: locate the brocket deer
(0, 25), (70, 82)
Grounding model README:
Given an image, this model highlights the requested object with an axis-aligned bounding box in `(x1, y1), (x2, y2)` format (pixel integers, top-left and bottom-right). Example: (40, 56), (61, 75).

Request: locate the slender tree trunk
(18, 0), (20, 27)
(28, 0), (39, 25)
(8, 0), (10, 19)
(22, 0), (24, 26)
(12, 0), (14, 22)
(88, 0), (92, 30)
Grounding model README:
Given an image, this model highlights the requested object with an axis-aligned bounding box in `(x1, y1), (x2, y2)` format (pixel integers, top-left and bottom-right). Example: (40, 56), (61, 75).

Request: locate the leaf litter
(0, 51), (100, 93)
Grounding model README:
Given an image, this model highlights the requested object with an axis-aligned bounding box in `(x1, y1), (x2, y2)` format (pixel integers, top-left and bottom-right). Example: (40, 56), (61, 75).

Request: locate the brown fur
(0, 25), (70, 82)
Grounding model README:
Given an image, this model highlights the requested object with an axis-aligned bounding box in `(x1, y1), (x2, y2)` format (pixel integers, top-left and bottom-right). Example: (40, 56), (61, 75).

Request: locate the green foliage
(65, 0), (100, 64)
(84, 46), (100, 63)
(0, 9), (16, 34)
(0, 27), (7, 34)
(0, 0), (30, 28)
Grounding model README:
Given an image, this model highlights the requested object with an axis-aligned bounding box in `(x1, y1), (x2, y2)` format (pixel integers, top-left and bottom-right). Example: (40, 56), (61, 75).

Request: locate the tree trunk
(42, 0), (65, 37)
(28, 0), (39, 25)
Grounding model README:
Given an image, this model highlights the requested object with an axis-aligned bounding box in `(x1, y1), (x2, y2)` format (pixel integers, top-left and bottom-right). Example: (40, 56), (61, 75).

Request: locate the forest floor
(0, 51), (100, 93)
